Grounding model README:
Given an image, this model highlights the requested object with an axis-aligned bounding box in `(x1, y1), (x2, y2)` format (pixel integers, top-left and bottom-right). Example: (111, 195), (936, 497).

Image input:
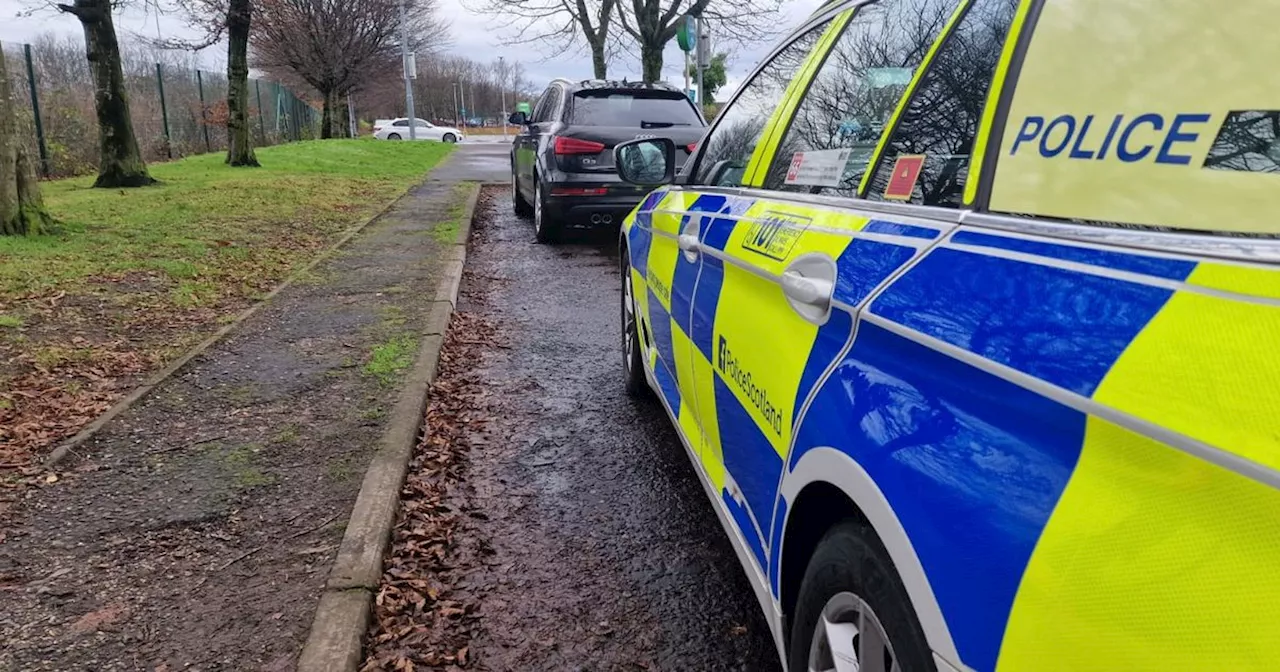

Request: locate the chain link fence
(3, 36), (320, 179)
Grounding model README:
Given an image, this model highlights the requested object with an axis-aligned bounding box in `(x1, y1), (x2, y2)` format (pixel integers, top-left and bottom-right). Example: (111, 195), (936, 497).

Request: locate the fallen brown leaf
(70, 603), (130, 634)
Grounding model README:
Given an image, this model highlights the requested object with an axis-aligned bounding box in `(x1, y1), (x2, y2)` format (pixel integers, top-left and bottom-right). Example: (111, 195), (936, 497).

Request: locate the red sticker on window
(883, 154), (926, 201)
(786, 153), (805, 183)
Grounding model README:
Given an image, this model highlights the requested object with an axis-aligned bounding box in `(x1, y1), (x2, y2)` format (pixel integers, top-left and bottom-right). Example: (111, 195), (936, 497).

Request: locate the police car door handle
(781, 271), (834, 306)
(678, 233), (700, 260)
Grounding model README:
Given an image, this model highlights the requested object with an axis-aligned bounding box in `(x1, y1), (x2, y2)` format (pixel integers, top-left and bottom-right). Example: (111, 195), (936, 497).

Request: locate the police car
(612, 0), (1280, 670)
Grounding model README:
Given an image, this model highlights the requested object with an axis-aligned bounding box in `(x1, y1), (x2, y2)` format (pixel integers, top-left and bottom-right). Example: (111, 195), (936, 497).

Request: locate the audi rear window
(570, 91), (704, 127)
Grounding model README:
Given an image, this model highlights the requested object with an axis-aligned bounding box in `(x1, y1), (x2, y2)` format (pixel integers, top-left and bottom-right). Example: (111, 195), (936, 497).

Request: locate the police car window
(865, 0), (1018, 207)
(693, 20), (830, 186)
(1204, 111), (1280, 174)
(761, 0), (958, 194)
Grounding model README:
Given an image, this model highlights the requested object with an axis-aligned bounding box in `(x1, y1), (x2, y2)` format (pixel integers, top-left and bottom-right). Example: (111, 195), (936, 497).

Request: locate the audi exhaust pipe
(590, 214), (603, 224)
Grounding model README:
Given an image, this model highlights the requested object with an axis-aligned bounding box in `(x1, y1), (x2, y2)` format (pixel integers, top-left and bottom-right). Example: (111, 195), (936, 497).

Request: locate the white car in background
(372, 118), (463, 143)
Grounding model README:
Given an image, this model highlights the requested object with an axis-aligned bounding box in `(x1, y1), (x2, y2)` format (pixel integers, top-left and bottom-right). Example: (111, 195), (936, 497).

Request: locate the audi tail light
(554, 136), (606, 155)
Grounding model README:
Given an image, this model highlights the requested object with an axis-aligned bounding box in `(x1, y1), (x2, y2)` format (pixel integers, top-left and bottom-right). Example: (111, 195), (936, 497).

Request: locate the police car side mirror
(615, 138), (676, 186)
(508, 111), (528, 125)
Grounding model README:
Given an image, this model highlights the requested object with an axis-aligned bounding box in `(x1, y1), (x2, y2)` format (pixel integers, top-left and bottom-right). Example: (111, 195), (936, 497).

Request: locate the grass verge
(0, 139), (453, 470)
(429, 184), (476, 244)
(364, 334), (418, 387)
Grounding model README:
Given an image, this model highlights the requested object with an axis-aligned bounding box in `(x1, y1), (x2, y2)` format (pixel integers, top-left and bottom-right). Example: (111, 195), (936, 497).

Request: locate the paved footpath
(364, 191), (779, 670)
(0, 158), (479, 670)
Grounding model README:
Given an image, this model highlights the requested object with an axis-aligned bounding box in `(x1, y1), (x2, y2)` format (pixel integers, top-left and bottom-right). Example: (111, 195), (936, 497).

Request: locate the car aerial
(373, 118), (463, 143)
(612, 0), (1280, 671)
(508, 79), (707, 243)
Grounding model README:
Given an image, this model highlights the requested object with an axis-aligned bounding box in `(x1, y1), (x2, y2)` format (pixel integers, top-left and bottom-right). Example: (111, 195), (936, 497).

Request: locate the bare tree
(476, 0), (618, 79)
(252, 0), (445, 139)
(349, 54), (539, 123)
(1, 45), (53, 235)
(619, 0), (783, 83)
(55, 0), (156, 187)
(223, 0), (257, 162)
(159, 0), (261, 165)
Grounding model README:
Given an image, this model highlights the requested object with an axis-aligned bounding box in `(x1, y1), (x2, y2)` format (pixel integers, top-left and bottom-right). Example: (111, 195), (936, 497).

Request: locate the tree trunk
(59, 0), (155, 188)
(590, 42), (608, 79)
(0, 47), (52, 236)
(320, 89), (334, 139)
(225, 0), (259, 166)
(641, 42), (664, 83)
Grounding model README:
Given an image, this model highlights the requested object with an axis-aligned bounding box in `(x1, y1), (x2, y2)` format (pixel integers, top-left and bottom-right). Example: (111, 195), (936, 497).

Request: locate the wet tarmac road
(431, 142), (512, 182)
(450, 190), (781, 670)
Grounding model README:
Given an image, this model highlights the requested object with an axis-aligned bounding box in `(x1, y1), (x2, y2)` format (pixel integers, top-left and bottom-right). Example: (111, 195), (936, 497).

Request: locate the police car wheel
(788, 522), (934, 672)
(513, 166), (532, 217)
(533, 178), (560, 244)
(621, 247), (649, 398)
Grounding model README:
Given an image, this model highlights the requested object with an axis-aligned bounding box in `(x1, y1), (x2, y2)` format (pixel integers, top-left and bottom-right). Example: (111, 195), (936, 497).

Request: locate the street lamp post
(399, 0), (416, 140)
(452, 82), (461, 127)
(696, 15), (706, 115)
(499, 56), (508, 140)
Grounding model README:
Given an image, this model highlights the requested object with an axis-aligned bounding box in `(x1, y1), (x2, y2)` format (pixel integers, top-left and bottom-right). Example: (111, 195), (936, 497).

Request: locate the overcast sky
(0, 0), (822, 99)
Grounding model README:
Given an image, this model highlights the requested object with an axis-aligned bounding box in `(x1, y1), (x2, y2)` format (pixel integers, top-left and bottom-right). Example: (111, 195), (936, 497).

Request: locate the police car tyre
(533, 178), (560, 244)
(387, 133), (401, 141)
(621, 247), (650, 398)
(788, 522), (935, 672)
(443, 133), (457, 143)
(513, 166), (533, 217)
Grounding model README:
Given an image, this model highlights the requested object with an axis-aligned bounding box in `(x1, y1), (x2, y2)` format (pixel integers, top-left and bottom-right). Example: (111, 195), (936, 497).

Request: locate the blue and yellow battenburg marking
(798, 228), (1280, 671)
(625, 187), (1280, 671)
(626, 190), (946, 575)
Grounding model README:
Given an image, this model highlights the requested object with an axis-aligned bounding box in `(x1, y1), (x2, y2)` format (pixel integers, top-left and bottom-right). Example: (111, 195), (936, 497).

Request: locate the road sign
(516, 101), (531, 114)
(676, 15), (697, 52)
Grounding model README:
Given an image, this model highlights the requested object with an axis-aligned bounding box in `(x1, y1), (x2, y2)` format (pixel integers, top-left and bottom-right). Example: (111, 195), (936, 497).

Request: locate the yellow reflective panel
(711, 207), (823, 458)
(644, 194), (686, 313)
(1186, 261), (1280, 302)
(712, 263), (811, 457)
(689, 346), (725, 491)
(674, 324), (705, 450)
(1093, 289), (1280, 475)
(989, 0), (1280, 234)
(998, 417), (1280, 670)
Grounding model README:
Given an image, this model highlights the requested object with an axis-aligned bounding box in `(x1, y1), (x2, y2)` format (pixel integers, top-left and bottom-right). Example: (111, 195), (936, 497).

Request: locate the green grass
(273, 424), (301, 445)
(363, 334), (417, 386)
(218, 443), (276, 489)
(0, 140), (455, 301)
(430, 183), (477, 244)
(0, 314), (22, 328)
(325, 454), (359, 483)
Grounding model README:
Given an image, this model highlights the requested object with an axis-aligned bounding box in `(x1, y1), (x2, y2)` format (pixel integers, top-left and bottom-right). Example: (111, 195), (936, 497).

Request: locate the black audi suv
(509, 79), (707, 243)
